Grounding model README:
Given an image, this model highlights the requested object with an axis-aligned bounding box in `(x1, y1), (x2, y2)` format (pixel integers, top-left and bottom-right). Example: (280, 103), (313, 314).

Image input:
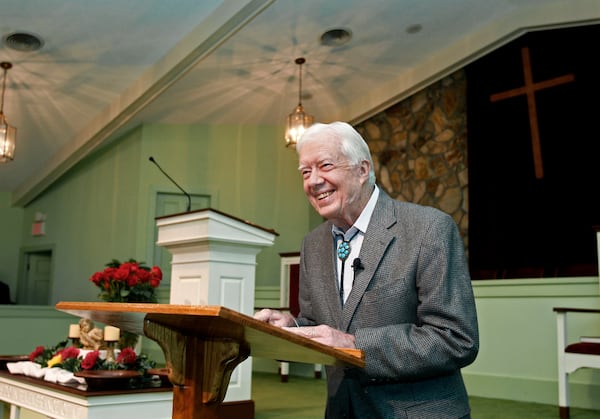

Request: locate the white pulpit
(155, 208), (277, 409)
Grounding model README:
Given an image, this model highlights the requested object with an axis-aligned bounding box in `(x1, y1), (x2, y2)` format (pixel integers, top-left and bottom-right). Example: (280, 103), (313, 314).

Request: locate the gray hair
(297, 122), (376, 186)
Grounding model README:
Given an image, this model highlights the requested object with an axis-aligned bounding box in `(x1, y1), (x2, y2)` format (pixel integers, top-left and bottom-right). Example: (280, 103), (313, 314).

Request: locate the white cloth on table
(6, 361), (85, 384)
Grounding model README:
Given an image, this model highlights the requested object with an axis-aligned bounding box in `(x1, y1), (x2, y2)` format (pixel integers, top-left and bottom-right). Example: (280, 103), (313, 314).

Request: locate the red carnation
(89, 271), (104, 286)
(28, 346), (45, 362)
(60, 346), (80, 360)
(117, 347), (137, 365)
(137, 268), (150, 284)
(151, 266), (162, 282)
(81, 351), (100, 370)
(113, 265), (130, 281)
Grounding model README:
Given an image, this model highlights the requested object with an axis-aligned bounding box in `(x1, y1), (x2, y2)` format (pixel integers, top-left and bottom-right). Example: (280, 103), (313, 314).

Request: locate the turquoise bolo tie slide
(338, 241), (351, 261)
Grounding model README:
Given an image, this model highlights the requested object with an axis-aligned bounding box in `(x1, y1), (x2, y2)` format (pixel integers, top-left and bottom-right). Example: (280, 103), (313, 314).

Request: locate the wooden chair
(553, 307), (600, 419)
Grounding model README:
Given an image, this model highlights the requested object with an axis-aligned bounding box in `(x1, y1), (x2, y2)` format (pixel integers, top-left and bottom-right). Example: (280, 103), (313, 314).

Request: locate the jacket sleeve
(353, 211), (479, 380)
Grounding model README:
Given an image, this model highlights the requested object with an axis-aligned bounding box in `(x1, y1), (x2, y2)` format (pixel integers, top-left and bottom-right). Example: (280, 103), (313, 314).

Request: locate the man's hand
(254, 308), (296, 327)
(283, 324), (356, 349)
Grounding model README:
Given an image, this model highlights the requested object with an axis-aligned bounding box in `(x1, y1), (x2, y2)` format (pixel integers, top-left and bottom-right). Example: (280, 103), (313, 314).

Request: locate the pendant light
(0, 62), (16, 163)
(285, 57), (314, 148)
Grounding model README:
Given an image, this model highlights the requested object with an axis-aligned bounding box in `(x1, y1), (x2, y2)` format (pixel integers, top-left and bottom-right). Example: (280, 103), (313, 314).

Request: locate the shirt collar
(332, 185), (379, 236)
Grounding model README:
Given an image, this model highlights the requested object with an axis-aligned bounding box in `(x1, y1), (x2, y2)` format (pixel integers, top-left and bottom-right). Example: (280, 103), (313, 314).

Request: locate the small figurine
(78, 318), (104, 350)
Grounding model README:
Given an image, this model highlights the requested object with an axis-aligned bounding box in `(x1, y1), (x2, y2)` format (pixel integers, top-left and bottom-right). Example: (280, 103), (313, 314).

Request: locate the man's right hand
(254, 308), (296, 327)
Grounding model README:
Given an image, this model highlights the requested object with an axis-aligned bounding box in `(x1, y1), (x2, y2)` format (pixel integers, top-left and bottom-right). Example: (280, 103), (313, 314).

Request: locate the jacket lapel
(341, 192), (397, 330)
(314, 221), (345, 324)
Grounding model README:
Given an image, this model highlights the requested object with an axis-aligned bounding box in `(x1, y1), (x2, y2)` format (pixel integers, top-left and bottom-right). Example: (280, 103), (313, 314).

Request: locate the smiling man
(255, 121), (479, 418)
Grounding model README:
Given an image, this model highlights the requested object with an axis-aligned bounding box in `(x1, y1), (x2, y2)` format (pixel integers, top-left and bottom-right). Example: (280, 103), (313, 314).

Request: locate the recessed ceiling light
(320, 28), (352, 47)
(3, 32), (44, 52)
(406, 24), (423, 35)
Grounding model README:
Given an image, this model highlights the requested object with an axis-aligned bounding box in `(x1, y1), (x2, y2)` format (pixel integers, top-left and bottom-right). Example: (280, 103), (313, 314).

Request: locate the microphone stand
(149, 156), (191, 212)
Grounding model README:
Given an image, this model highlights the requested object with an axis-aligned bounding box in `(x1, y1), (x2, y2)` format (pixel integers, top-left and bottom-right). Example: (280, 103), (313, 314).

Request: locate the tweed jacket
(296, 191), (479, 418)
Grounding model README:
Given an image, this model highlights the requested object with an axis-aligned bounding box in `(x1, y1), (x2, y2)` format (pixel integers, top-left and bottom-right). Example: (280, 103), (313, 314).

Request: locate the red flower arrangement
(28, 342), (155, 373)
(28, 340), (75, 368)
(80, 350), (100, 370)
(116, 348), (138, 366)
(28, 342), (84, 371)
(29, 345), (50, 363)
(89, 259), (162, 303)
(80, 347), (155, 372)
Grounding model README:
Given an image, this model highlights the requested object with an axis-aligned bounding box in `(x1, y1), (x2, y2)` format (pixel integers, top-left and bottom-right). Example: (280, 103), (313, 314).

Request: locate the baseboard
(463, 371), (600, 411)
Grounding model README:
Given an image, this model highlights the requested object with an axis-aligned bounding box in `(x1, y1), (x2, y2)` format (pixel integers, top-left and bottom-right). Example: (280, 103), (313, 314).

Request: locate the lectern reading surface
(55, 302), (364, 419)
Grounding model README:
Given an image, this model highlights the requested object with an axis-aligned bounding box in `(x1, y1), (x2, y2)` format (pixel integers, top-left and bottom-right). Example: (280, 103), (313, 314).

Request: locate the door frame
(144, 185), (219, 301)
(17, 245), (55, 305)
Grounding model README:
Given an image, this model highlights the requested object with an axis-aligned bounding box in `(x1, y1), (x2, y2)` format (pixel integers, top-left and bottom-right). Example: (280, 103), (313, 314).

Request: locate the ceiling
(1, 0), (598, 206)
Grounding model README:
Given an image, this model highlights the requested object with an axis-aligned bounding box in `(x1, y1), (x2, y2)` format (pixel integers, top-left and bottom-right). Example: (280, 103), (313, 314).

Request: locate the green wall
(19, 127), (146, 303)
(0, 306), (76, 353)
(463, 277), (600, 410)
(137, 123), (312, 288)
(11, 123), (310, 305)
(0, 191), (24, 303)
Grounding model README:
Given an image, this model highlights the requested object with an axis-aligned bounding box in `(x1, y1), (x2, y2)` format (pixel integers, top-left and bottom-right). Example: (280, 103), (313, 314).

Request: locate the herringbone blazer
(296, 190), (479, 418)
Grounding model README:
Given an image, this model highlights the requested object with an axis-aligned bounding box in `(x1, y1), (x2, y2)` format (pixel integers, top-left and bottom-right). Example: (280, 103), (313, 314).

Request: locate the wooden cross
(490, 47), (575, 179)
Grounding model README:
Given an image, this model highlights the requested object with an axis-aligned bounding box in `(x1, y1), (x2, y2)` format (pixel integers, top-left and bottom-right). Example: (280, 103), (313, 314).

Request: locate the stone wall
(355, 70), (469, 249)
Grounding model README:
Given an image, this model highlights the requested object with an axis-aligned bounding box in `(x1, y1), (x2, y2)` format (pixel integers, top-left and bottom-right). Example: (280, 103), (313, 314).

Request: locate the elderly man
(255, 121), (478, 418)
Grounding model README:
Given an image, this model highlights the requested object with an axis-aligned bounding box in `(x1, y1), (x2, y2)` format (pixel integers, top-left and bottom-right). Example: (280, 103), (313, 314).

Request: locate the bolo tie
(336, 227), (359, 306)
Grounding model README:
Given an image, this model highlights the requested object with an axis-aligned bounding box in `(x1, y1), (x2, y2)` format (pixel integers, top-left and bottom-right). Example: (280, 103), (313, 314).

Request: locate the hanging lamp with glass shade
(0, 62), (16, 163)
(285, 57), (314, 148)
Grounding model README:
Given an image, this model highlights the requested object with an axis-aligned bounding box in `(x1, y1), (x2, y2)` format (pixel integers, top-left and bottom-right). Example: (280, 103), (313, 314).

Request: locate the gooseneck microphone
(149, 156), (191, 212)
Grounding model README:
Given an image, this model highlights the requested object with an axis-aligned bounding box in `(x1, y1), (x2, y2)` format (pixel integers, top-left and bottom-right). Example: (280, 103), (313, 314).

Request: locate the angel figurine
(78, 318), (104, 350)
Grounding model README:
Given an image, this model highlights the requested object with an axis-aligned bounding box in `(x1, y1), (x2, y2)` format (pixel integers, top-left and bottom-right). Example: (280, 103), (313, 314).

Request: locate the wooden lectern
(56, 302), (364, 419)
(156, 208), (279, 411)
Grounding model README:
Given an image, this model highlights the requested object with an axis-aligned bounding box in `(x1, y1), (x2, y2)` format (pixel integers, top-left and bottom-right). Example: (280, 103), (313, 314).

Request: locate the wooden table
(55, 302), (364, 419)
(0, 370), (172, 419)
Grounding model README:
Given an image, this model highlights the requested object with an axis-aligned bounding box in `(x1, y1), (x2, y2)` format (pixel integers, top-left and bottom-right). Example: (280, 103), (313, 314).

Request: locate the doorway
(19, 249), (53, 305)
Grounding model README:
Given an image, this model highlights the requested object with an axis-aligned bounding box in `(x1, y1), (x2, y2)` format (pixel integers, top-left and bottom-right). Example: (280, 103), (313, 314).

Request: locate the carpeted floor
(5, 371), (597, 418)
(251, 372), (600, 418)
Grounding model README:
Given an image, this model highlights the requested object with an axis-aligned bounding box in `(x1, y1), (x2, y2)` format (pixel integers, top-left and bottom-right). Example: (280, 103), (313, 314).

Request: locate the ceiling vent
(3, 32), (44, 52)
(320, 28), (352, 47)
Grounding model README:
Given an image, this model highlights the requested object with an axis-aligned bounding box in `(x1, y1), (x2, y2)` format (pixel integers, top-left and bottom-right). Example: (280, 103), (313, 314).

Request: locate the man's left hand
(283, 324), (356, 348)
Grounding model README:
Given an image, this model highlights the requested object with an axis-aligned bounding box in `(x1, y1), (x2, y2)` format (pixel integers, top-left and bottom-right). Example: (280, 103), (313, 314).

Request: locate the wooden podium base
(220, 400), (254, 418)
(55, 302), (364, 419)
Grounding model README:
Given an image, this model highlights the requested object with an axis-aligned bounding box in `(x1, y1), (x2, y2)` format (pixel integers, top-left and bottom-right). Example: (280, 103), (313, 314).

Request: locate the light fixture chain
(0, 66), (6, 114)
(0, 62), (12, 115)
(298, 60), (303, 105)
